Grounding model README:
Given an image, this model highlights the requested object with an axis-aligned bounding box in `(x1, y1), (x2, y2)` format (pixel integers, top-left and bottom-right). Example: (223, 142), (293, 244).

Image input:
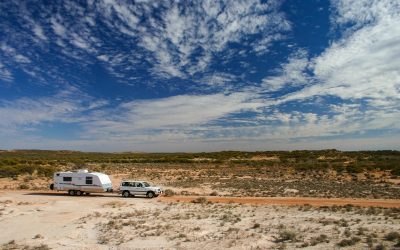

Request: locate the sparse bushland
(1, 149), (400, 199)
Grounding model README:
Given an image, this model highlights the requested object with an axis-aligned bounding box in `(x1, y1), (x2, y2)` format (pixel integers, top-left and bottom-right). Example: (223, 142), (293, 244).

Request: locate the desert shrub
(384, 231), (400, 241)
(275, 230), (297, 243)
(163, 189), (175, 197)
(18, 183), (29, 189)
(337, 237), (361, 247)
(0, 164), (55, 178)
(0, 166), (19, 177)
(17, 165), (36, 175)
(37, 166), (56, 177)
(192, 197), (207, 204)
(33, 234), (43, 239)
(102, 201), (126, 208)
(391, 166), (400, 176)
(366, 235), (374, 248)
(310, 234), (329, 246)
(344, 228), (351, 237)
(347, 164), (364, 173)
(210, 191), (218, 196)
(1, 240), (50, 250)
(374, 243), (386, 250)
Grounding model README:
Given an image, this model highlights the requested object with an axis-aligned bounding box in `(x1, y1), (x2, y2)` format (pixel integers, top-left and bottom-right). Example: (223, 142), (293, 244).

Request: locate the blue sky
(0, 0), (399, 152)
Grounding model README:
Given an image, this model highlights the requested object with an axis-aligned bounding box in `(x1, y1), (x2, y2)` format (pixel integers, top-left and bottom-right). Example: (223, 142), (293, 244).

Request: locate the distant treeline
(0, 149), (399, 178)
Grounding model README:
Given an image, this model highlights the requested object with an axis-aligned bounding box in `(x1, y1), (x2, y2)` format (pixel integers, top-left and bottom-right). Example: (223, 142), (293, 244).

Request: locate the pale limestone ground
(0, 191), (399, 250)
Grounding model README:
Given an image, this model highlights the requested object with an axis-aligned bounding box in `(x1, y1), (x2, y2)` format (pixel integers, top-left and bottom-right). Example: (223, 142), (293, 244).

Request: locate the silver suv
(119, 180), (162, 198)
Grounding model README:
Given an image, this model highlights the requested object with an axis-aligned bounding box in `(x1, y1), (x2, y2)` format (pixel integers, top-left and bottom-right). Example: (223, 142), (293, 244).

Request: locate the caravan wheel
(76, 190), (83, 196)
(68, 190), (75, 196)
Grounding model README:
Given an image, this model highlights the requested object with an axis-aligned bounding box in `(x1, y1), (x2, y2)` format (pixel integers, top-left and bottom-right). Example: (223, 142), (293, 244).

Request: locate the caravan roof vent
(74, 169), (89, 173)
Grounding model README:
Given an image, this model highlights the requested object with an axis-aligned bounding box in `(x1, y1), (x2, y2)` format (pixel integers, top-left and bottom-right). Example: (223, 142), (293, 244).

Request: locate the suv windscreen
(143, 182), (150, 187)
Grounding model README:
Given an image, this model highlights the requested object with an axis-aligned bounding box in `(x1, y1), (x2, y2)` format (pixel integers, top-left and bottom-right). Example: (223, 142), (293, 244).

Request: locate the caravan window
(63, 177), (72, 182)
(86, 177), (93, 185)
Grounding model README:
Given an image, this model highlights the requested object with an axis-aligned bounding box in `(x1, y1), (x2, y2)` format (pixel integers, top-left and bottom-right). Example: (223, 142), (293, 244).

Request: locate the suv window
(137, 182), (143, 188)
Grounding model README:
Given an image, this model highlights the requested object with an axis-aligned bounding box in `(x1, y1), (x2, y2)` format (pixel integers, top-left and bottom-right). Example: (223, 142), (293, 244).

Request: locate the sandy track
(160, 195), (400, 208)
(1, 191), (399, 208)
(5, 191), (400, 208)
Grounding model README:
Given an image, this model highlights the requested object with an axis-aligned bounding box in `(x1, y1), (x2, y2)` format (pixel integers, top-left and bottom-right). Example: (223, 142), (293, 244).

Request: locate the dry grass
(102, 201), (127, 208)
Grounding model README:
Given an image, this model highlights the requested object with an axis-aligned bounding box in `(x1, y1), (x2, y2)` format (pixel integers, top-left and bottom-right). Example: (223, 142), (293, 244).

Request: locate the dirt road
(1, 190), (399, 208)
(160, 195), (400, 208)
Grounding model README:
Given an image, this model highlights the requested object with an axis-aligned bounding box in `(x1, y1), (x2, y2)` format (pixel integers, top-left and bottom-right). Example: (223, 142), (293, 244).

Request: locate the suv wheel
(146, 191), (155, 198)
(122, 191), (130, 198)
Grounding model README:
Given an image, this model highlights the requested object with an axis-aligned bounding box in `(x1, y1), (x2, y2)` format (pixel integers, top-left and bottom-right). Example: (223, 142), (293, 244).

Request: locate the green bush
(0, 166), (19, 177)
(347, 164), (364, 173)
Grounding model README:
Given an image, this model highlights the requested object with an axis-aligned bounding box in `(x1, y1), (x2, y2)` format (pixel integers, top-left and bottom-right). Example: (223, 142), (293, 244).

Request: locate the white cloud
(0, 62), (13, 82)
(0, 43), (29, 63)
(1, 1), (289, 86)
(51, 18), (67, 38)
(86, 92), (262, 136)
(262, 50), (309, 92)
(200, 73), (239, 87)
(0, 98), (78, 128)
(283, 0), (400, 104)
(131, 0), (290, 78)
(33, 24), (47, 41)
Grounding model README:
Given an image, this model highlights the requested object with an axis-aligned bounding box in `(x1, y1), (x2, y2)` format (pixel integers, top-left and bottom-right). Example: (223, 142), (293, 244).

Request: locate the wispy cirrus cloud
(0, 61), (13, 82)
(262, 49), (310, 92)
(284, 0), (400, 104)
(0, 0), (290, 89)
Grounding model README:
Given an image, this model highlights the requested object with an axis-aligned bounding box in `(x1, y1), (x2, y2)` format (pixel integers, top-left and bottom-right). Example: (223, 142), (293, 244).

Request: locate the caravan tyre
(49, 184), (54, 190)
(146, 191), (155, 198)
(122, 191), (130, 198)
(76, 190), (82, 196)
(68, 190), (75, 196)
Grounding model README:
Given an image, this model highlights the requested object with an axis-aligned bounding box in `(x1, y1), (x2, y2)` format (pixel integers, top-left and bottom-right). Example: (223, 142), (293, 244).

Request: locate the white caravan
(50, 169), (113, 196)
